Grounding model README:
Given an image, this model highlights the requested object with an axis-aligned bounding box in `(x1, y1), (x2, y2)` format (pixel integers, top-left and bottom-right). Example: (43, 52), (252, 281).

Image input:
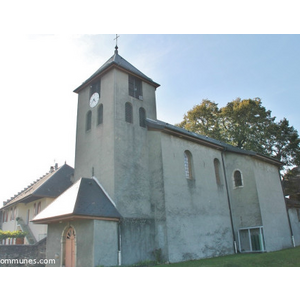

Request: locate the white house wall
(1, 198), (53, 244)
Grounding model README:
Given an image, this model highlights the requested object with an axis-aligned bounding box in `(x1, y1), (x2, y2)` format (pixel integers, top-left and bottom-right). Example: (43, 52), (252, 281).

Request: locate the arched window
(234, 170), (243, 187)
(86, 110), (92, 131)
(139, 107), (146, 128)
(184, 150), (193, 179)
(214, 158), (222, 186)
(125, 102), (133, 123)
(97, 104), (103, 125)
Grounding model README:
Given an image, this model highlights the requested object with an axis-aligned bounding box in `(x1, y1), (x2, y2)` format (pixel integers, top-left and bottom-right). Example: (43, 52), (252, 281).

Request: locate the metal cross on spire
(114, 34), (120, 53)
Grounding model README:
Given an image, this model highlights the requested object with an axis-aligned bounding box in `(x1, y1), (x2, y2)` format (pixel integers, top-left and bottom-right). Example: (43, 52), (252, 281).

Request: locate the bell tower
(73, 43), (160, 216)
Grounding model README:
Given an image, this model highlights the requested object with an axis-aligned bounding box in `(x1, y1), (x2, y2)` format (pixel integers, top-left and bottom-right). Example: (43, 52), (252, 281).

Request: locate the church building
(28, 44), (294, 266)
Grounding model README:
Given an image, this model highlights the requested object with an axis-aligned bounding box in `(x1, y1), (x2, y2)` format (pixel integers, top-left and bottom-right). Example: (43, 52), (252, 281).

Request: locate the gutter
(279, 171), (296, 248)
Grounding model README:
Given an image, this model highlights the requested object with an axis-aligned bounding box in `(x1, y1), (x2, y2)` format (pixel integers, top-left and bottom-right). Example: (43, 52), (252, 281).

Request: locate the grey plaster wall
(46, 220), (94, 267)
(93, 220), (118, 266)
(160, 133), (235, 263)
(223, 153), (263, 233)
(120, 218), (155, 266)
(113, 69), (157, 218)
(288, 208), (300, 246)
(254, 160), (292, 251)
(148, 131), (169, 260)
(74, 70), (116, 199)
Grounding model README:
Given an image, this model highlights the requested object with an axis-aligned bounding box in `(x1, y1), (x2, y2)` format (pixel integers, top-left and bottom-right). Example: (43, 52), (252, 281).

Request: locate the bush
(0, 230), (27, 241)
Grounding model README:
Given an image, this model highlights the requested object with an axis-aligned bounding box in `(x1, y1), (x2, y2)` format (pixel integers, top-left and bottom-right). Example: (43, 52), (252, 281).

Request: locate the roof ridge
(3, 165), (60, 206)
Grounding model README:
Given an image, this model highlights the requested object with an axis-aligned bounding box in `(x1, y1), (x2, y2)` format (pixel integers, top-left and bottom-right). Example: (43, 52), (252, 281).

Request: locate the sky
(1, 34), (300, 205)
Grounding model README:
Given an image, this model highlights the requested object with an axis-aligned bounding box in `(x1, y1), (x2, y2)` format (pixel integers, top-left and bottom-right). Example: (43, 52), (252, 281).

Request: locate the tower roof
(74, 49), (160, 93)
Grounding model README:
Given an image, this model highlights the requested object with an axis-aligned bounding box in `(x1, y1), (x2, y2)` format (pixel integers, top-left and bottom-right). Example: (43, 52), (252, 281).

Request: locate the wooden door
(65, 227), (76, 267)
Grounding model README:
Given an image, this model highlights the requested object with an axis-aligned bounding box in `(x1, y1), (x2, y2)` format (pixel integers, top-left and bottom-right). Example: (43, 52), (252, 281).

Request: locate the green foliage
(0, 230), (27, 241)
(282, 166), (300, 198)
(219, 98), (275, 152)
(265, 118), (300, 166)
(178, 100), (221, 140)
(177, 98), (300, 166)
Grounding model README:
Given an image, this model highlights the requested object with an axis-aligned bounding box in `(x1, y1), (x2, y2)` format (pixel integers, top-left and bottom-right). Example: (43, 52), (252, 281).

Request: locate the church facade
(32, 46), (293, 266)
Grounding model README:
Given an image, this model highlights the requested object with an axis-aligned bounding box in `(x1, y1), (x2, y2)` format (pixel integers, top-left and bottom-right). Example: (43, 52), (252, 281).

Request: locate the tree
(177, 98), (300, 167)
(265, 118), (300, 167)
(282, 166), (300, 201)
(178, 100), (221, 140)
(219, 98), (275, 153)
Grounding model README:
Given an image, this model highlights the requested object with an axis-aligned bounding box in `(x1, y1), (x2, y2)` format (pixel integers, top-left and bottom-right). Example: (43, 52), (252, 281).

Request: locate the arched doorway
(63, 226), (76, 267)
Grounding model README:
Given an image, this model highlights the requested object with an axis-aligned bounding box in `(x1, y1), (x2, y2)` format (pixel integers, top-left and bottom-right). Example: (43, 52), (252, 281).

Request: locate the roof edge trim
(146, 118), (282, 166)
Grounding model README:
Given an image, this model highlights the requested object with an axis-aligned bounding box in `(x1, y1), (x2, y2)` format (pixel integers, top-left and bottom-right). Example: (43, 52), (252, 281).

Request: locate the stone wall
(0, 238), (46, 267)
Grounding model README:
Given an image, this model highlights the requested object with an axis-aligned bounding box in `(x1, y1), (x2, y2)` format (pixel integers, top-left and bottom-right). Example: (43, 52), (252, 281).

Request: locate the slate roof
(32, 177), (122, 224)
(1, 164), (74, 209)
(73, 48), (160, 93)
(146, 118), (283, 166)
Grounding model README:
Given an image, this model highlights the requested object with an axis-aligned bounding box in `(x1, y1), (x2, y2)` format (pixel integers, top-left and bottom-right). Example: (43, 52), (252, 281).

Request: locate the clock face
(89, 92), (100, 108)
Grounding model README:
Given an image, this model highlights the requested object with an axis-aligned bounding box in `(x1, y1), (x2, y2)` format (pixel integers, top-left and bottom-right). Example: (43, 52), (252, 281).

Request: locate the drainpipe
(279, 171), (295, 247)
(221, 151), (238, 253)
(117, 221), (122, 266)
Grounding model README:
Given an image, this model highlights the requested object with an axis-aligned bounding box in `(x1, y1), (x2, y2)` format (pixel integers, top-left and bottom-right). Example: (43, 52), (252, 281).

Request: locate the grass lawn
(156, 246), (300, 267)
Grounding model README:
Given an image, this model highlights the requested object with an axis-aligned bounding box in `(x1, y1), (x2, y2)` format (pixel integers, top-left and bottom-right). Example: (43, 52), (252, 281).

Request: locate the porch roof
(32, 177), (122, 224)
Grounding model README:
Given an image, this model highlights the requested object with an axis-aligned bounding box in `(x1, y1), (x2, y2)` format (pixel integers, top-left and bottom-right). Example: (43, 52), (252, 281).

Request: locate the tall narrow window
(139, 107), (146, 128)
(129, 75), (143, 99)
(234, 170), (243, 187)
(214, 158), (222, 186)
(86, 110), (92, 131)
(125, 102), (133, 123)
(184, 150), (193, 179)
(97, 104), (103, 125)
(37, 202), (41, 215)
